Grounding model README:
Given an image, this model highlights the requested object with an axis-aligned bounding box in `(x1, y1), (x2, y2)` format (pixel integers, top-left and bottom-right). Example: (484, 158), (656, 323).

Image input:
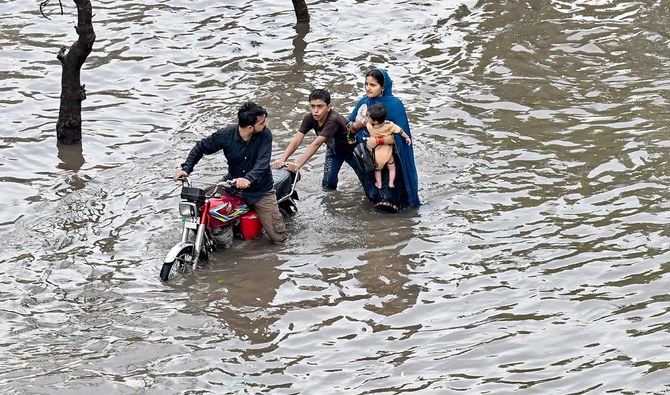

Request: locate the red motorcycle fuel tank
(208, 195), (248, 227)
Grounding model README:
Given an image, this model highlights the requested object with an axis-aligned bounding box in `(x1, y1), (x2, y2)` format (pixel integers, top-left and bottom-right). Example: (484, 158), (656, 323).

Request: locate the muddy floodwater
(1, 1), (668, 393)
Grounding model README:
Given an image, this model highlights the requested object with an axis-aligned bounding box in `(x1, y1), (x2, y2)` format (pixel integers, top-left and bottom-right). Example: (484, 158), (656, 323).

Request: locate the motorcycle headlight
(179, 202), (197, 217)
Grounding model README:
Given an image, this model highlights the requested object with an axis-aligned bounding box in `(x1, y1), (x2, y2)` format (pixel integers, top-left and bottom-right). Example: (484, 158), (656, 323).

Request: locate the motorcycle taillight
(179, 202), (197, 217)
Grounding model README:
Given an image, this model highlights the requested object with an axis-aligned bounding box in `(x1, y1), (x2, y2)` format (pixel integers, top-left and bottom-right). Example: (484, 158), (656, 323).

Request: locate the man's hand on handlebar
(233, 178), (251, 189)
(173, 169), (188, 181)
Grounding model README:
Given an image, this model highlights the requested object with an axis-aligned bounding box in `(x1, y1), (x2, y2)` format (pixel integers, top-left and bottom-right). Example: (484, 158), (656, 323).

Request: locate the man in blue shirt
(173, 102), (287, 243)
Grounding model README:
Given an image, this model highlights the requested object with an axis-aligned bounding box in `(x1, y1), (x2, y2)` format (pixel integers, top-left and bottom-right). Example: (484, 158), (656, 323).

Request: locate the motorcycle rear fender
(164, 241), (194, 263)
(274, 169), (300, 204)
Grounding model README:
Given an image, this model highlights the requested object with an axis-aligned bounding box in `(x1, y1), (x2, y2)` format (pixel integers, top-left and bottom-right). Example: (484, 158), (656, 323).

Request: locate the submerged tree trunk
(291, 0), (309, 23)
(56, 0), (95, 145)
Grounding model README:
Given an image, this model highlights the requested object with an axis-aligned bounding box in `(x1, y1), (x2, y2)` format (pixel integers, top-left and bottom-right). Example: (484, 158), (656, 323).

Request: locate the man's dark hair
(309, 88), (331, 105)
(238, 101), (268, 128)
(367, 103), (387, 123)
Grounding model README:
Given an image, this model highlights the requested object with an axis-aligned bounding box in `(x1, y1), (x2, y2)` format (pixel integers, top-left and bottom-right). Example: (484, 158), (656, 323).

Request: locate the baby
(365, 103), (411, 189)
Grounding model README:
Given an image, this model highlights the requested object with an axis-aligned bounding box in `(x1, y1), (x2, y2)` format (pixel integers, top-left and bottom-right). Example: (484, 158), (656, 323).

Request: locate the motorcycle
(160, 168), (300, 282)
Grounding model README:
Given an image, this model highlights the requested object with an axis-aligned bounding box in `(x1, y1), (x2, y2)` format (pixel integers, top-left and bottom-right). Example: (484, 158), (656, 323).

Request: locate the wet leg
(254, 190), (288, 243)
(388, 161), (396, 188)
(322, 147), (345, 190)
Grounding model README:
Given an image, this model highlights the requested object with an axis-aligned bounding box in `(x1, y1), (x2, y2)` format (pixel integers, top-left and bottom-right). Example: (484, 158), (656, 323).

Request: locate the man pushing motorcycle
(172, 101), (288, 243)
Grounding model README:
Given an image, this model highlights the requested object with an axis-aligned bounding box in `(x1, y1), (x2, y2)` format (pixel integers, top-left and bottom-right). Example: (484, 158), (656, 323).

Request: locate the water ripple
(1, 0), (669, 393)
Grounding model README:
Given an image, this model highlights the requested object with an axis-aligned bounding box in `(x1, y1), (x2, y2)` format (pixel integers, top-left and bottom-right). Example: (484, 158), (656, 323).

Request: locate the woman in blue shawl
(348, 68), (420, 211)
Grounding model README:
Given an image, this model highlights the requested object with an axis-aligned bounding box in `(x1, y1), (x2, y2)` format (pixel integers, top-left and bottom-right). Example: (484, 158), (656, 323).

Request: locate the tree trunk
(291, 0), (309, 23)
(56, 0), (95, 145)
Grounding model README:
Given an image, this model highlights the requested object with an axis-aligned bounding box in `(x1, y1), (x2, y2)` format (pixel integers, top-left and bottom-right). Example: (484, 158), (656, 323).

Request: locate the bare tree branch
(39, 0), (64, 20)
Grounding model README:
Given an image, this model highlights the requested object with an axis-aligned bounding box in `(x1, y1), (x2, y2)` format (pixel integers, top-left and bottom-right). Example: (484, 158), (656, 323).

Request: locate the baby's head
(367, 103), (387, 124)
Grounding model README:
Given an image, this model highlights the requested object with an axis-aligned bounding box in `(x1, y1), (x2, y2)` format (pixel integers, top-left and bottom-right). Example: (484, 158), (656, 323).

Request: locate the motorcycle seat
(272, 168), (296, 202)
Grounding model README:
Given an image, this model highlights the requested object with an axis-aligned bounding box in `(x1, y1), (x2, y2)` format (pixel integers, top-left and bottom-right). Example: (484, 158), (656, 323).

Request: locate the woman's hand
(352, 119), (365, 129)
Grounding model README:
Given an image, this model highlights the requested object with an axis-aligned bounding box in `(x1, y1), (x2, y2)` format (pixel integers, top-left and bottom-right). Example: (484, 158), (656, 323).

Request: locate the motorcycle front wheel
(160, 245), (194, 282)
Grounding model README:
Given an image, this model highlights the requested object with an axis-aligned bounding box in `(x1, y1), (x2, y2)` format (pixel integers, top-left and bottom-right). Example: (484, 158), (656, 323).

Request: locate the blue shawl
(348, 68), (421, 208)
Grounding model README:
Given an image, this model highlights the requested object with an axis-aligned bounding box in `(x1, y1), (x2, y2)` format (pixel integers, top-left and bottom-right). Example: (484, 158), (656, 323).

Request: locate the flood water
(1, 0), (669, 393)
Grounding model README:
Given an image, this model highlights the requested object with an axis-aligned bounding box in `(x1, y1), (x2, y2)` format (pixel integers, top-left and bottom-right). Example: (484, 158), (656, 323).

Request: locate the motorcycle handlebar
(174, 176), (234, 194)
(210, 180), (236, 196)
(175, 175), (191, 187)
(175, 169), (299, 196)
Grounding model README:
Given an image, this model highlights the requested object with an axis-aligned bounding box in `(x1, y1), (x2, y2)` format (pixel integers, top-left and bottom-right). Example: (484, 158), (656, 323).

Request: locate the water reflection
(292, 22), (309, 66)
(1, 0), (669, 393)
(200, 247), (286, 346)
(355, 217), (421, 317)
(56, 142), (85, 172)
